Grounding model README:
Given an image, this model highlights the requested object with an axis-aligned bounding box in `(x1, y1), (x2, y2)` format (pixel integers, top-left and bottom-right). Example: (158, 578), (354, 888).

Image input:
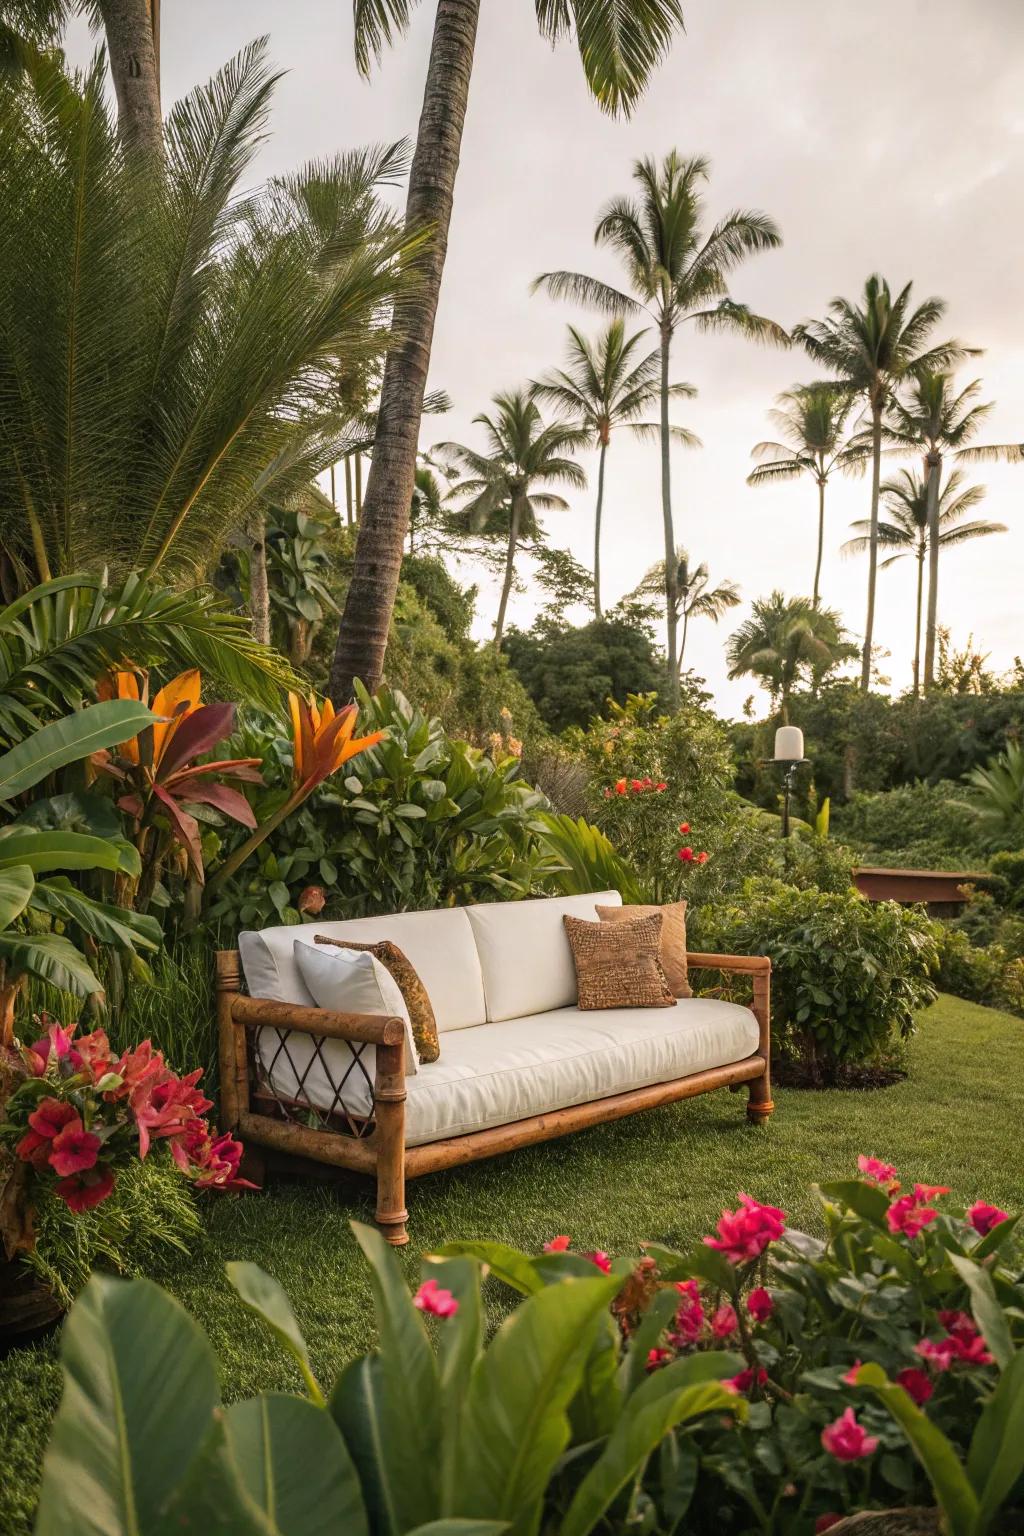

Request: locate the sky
(69, 0), (1024, 718)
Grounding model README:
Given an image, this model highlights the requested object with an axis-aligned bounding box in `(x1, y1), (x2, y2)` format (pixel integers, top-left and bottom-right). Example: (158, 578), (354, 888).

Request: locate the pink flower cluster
(542, 1235), (612, 1272)
(886, 1182), (950, 1240)
(413, 1278), (459, 1318)
(704, 1193), (787, 1265)
(821, 1407), (878, 1462)
(11, 1017), (252, 1212)
(604, 776), (668, 798)
(916, 1311), (994, 1371)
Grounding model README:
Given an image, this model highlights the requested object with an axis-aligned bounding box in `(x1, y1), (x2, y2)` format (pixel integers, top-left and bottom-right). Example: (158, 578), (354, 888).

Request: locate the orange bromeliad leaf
(151, 669), (202, 770)
(287, 693), (383, 792)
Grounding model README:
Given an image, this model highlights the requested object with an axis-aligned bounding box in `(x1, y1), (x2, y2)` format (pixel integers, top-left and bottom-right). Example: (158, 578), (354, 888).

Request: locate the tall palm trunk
(247, 508), (271, 646)
(679, 605), (689, 666)
(659, 321), (680, 708)
(354, 453), (363, 519)
(493, 498), (521, 650)
(96, 0), (163, 162)
(344, 457), (354, 528)
(812, 475), (826, 607)
(329, 463), (336, 511)
(329, 0), (481, 703)
(912, 542), (925, 697)
(860, 403), (883, 691)
(922, 450), (942, 692)
(593, 438), (607, 620)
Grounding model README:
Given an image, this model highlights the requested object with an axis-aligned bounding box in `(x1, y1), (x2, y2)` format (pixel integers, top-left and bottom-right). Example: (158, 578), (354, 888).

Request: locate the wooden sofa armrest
(228, 993), (406, 1046)
(687, 952), (771, 975)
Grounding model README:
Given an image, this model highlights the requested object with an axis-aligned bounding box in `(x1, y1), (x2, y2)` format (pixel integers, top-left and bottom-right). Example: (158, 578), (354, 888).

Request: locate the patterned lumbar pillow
(314, 935), (440, 1063)
(595, 900), (692, 998)
(563, 912), (676, 1011)
(294, 941), (419, 1076)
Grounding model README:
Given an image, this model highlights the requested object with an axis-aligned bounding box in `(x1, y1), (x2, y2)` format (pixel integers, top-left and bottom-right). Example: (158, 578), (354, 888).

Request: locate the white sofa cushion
(255, 997), (760, 1146)
(238, 907), (486, 1033)
(294, 941), (418, 1077)
(465, 890), (622, 1022)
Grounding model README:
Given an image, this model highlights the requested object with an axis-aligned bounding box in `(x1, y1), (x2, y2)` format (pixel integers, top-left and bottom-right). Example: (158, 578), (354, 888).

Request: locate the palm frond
(352, 0), (420, 75)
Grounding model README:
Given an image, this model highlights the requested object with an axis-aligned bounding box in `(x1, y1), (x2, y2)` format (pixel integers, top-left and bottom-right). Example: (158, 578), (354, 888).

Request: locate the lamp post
(774, 726), (808, 839)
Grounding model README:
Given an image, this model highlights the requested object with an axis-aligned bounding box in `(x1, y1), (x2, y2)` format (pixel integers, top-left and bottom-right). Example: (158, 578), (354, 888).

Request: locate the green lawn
(2, 992), (1022, 1534)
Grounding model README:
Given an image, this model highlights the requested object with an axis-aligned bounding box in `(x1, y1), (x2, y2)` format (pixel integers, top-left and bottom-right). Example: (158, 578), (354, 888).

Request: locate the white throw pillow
(293, 940), (419, 1077)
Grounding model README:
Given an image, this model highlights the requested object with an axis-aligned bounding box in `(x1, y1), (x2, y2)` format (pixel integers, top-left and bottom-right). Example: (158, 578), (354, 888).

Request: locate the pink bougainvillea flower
(711, 1303), (738, 1340)
(704, 1193), (787, 1264)
(413, 1278), (459, 1318)
(967, 1200), (1009, 1236)
(27, 1098), (78, 1142)
(886, 1193), (939, 1240)
(543, 1235), (572, 1252)
(646, 1347), (673, 1372)
(49, 1124), (101, 1177)
(895, 1367), (934, 1406)
(747, 1287), (774, 1323)
(678, 822), (690, 834)
(587, 1250), (612, 1274)
(54, 1164), (115, 1212)
(723, 1365), (768, 1396)
(821, 1407), (879, 1461)
(842, 1359), (863, 1386)
(678, 847), (694, 862)
(857, 1154), (900, 1190)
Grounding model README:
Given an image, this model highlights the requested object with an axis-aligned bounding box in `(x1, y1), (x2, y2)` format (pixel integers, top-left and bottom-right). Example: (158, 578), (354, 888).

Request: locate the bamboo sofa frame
(216, 949), (773, 1246)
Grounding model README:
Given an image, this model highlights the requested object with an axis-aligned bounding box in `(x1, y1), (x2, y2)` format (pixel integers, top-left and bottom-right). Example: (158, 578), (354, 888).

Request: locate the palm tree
(881, 371), (1020, 691)
(408, 466), (446, 556)
(630, 549), (739, 668)
(726, 592), (856, 721)
(0, 46), (416, 587)
(793, 276), (976, 690)
(533, 153), (785, 704)
(532, 319), (698, 619)
(435, 390), (588, 649)
(842, 469), (1005, 697)
(329, 0), (686, 705)
(747, 384), (863, 606)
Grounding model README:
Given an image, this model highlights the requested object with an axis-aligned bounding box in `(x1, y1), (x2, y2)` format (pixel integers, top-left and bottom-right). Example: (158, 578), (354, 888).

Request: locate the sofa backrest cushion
(464, 891), (622, 1022)
(239, 908), (486, 1032)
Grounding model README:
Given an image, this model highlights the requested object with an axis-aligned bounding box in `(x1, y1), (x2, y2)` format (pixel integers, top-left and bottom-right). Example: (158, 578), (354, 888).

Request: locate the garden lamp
(773, 726), (808, 839)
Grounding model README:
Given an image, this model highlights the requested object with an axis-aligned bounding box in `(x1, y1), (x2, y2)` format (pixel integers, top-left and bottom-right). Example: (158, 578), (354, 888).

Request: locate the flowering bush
(1, 1013), (253, 1215)
(34, 1166), (1023, 1536)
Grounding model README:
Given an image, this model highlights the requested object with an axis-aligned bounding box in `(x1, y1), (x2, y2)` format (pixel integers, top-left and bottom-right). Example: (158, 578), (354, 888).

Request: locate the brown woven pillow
(595, 901), (692, 998)
(563, 913), (676, 1011)
(314, 936), (440, 1062)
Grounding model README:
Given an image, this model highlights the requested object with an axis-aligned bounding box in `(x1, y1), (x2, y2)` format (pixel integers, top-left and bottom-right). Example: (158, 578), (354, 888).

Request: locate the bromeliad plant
(94, 669), (264, 909)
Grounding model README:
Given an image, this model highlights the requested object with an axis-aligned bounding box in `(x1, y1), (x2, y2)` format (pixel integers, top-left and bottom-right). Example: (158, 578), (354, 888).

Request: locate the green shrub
(700, 885), (938, 1078)
(831, 780), (989, 871)
(23, 1152), (203, 1306)
(982, 849), (1024, 910)
(931, 925), (1024, 1016)
(504, 617), (663, 732)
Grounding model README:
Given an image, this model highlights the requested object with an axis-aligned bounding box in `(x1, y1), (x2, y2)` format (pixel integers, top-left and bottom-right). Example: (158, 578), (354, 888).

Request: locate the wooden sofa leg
(374, 1040), (409, 1246)
(746, 966), (774, 1125)
(746, 1072), (775, 1125)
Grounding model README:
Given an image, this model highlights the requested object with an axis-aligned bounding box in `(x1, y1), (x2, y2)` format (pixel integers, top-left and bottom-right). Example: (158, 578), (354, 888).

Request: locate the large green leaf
(226, 1262), (323, 1404)
(35, 1274), (220, 1536)
(0, 863), (34, 928)
(225, 1393), (368, 1536)
(451, 1274), (622, 1534)
(406, 1525), (508, 1536)
(434, 1240), (546, 1296)
(13, 790), (125, 840)
(560, 1359), (741, 1536)
(0, 929), (101, 994)
(949, 1253), (1015, 1371)
(818, 1179), (892, 1228)
(153, 1419), (276, 1536)
(0, 701), (157, 800)
(0, 828), (134, 876)
(30, 879), (163, 954)
(968, 1350), (1024, 1532)
(861, 1365), (980, 1536)
(330, 1223), (442, 1535)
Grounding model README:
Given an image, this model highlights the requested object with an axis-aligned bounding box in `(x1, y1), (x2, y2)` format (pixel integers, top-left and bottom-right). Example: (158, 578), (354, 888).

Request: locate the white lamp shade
(774, 726), (804, 762)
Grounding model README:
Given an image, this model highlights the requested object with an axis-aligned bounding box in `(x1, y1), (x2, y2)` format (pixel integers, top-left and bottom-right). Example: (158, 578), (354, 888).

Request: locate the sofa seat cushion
(465, 890), (622, 1022)
(255, 998), (760, 1147)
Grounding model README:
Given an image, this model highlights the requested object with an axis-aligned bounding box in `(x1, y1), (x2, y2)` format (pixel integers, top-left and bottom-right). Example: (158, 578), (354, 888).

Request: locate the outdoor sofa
(216, 891), (773, 1245)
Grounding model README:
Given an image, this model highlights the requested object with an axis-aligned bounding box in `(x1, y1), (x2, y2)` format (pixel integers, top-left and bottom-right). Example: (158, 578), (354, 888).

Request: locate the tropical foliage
(725, 592), (856, 720)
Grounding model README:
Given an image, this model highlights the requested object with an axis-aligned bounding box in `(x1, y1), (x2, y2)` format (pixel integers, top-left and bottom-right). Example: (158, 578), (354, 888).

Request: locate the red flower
(587, 1250), (612, 1274)
(857, 1154), (900, 1192)
(641, 777), (653, 790)
(747, 1287), (773, 1323)
(614, 779), (628, 795)
(49, 1124), (101, 1177)
(895, 1367), (934, 1406)
(646, 1347), (673, 1372)
(821, 1407), (878, 1461)
(678, 847), (694, 862)
(723, 1365), (768, 1396)
(135, 1069), (212, 1158)
(842, 1359), (863, 1386)
(414, 1278), (459, 1318)
(76, 1029), (116, 1082)
(937, 1311), (993, 1365)
(54, 1165), (115, 1212)
(967, 1200), (1008, 1236)
(696, 851), (709, 864)
(672, 1279), (705, 1344)
(655, 782), (667, 791)
(544, 1235), (571, 1252)
(915, 1337), (958, 1372)
(15, 1129), (51, 1170)
(887, 1192), (939, 1240)
(678, 822), (690, 834)
(914, 1183), (951, 1201)
(26, 1098), (78, 1142)
(704, 1193), (787, 1265)
(711, 1303), (738, 1340)
(631, 779), (644, 791)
